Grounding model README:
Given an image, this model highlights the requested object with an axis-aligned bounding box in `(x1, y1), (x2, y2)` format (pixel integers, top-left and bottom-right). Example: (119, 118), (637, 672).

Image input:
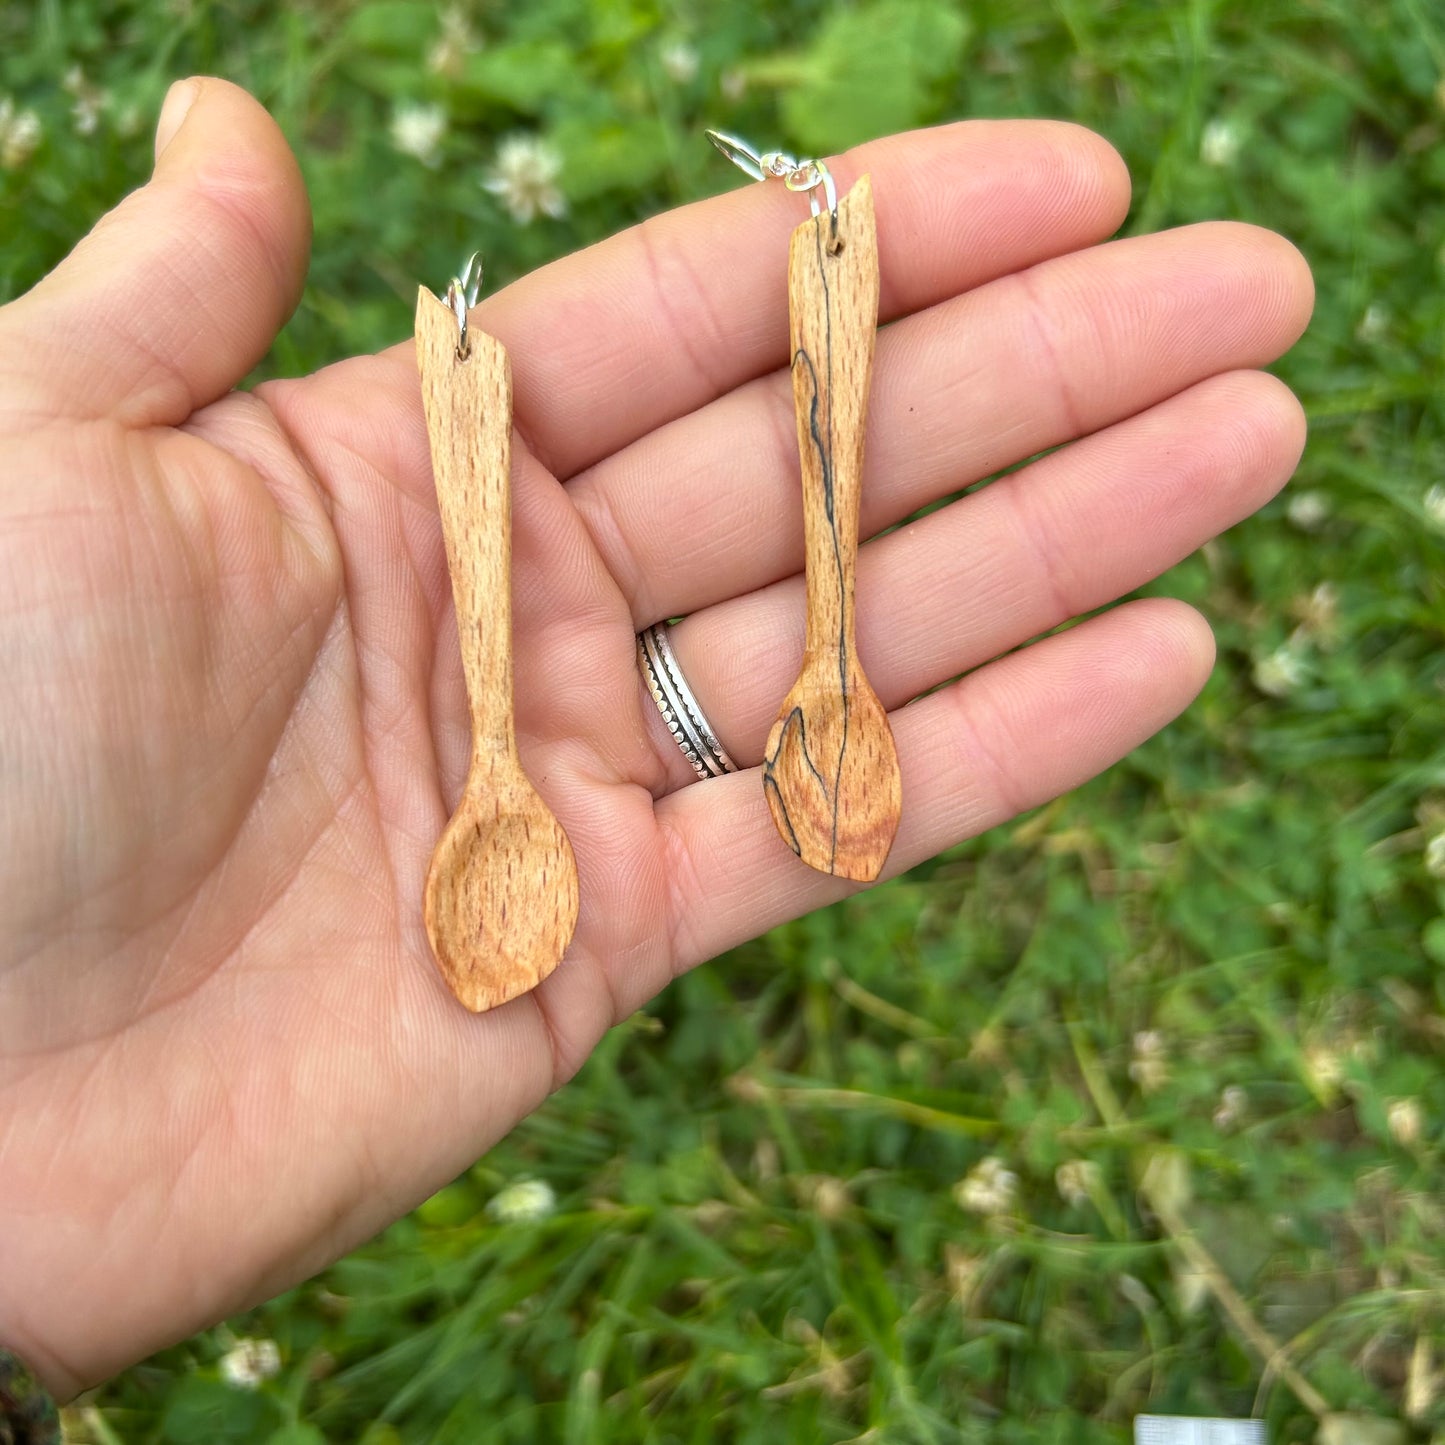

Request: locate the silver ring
(637, 622), (737, 781)
(442, 251), (484, 359)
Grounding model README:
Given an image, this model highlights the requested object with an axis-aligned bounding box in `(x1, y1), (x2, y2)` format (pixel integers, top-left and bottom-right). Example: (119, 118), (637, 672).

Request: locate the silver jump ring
(443, 251), (484, 359)
(793, 159), (840, 251)
(637, 622), (737, 781)
(783, 157), (839, 223)
(705, 128), (842, 252)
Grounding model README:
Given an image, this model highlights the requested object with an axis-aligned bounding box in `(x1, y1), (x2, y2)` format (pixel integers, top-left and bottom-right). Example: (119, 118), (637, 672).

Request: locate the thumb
(3, 77), (311, 428)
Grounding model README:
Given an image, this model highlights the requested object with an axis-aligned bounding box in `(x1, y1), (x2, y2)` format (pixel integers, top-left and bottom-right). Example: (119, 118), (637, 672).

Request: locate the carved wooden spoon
(761, 175), (902, 883)
(415, 287), (578, 1012)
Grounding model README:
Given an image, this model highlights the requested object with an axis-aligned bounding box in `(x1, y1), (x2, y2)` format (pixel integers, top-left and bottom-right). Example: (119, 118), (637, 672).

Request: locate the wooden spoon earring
(415, 256), (579, 1011)
(707, 133), (902, 883)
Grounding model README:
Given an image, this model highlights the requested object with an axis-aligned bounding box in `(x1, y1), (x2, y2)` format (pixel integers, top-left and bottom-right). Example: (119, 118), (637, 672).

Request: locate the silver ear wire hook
(705, 128), (771, 181)
(443, 251), (484, 360)
(705, 128), (842, 253)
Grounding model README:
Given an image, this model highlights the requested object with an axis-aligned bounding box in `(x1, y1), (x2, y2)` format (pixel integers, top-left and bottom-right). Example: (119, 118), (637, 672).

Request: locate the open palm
(0, 81), (1312, 1395)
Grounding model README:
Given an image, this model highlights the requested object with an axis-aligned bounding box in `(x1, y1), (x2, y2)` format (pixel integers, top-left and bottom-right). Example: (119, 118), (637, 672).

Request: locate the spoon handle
(415, 288), (517, 770)
(790, 175), (878, 669)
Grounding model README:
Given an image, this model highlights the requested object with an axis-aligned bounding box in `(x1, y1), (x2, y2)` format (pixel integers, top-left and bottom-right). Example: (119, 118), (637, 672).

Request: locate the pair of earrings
(417, 134), (901, 1015)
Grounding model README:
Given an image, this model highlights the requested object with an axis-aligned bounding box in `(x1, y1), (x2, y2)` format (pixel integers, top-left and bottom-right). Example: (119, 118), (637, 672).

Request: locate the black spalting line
(812, 217), (848, 874)
(762, 707), (826, 858)
(765, 216), (850, 874)
(762, 774), (801, 857)
(820, 223), (847, 873)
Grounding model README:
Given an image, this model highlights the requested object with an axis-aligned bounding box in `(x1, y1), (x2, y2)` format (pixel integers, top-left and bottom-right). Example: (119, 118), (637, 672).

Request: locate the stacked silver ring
(637, 621), (737, 781)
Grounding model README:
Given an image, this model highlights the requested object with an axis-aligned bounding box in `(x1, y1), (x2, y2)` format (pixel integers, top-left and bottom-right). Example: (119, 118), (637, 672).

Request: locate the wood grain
(415, 287), (579, 1012)
(762, 175), (902, 883)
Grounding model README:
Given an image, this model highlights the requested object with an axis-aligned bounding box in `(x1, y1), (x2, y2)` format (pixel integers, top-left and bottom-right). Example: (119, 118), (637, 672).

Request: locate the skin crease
(0, 78), (1313, 1397)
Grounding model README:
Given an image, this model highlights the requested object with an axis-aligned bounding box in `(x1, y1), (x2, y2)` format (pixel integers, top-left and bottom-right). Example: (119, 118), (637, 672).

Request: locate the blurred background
(3, 1), (1444, 1441)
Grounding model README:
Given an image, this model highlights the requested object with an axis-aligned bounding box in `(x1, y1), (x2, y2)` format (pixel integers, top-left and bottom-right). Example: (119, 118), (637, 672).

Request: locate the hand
(0, 79), (1312, 1395)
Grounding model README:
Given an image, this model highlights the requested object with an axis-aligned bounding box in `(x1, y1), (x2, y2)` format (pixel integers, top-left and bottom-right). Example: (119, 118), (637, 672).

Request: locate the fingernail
(155, 79), (199, 162)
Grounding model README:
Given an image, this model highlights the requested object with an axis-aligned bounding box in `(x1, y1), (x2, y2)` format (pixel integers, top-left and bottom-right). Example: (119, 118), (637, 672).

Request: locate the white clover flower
(487, 1177), (556, 1223)
(114, 100), (144, 138)
(1426, 832), (1445, 880)
(660, 40), (700, 85)
(1055, 1158), (1099, 1208)
(62, 65), (105, 136)
(1304, 1040), (1344, 1094)
(1296, 582), (1338, 641)
(953, 1155), (1018, 1217)
(1199, 118), (1241, 168)
(944, 1243), (983, 1304)
(807, 1175), (850, 1220)
(483, 134), (566, 224)
(1286, 489), (1330, 532)
(1212, 1085), (1248, 1133)
(428, 4), (479, 79)
(390, 102), (446, 166)
(219, 1337), (281, 1389)
(1356, 303), (1389, 343)
(0, 98), (41, 170)
(1128, 1029), (1169, 1094)
(1252, 642), (1308, 698)
(1388, 1096), (1425, 1148)
(73, 95), (101, 134)
(1424, 484), (1445, 530)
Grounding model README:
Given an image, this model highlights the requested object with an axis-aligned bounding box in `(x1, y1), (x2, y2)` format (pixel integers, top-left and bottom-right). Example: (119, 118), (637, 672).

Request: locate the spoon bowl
(764, 655), (901, 883)
(425, 765), (579, 1012)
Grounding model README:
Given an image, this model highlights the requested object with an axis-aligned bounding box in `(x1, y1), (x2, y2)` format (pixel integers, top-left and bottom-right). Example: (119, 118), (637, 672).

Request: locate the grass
(4, 0), (1445, 1441)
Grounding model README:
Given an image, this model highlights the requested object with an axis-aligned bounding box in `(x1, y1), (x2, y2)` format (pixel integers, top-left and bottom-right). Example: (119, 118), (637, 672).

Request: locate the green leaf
(341, 58), (429, 99)
(357, 1428), (406, 1445)
(548, 116), (672, 202)
(266, 1427), (327, 1445)
(456, 43), (585, 114)
(1423, 916), (1445, 966)
(771, 0), (970, 154)
(160, 1378), (280, 1444)
(416, 1180), (480, 1228)
(342, 2), (435, 57)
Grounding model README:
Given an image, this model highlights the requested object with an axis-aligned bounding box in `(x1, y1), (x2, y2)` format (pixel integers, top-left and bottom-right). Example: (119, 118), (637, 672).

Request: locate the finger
(651, 599), (1213, 985)
(469, 120), (1130, 476)
(0, 77), (310, 429)
(637, 369), (1303, 793)
(573, 220), (1315, 625)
